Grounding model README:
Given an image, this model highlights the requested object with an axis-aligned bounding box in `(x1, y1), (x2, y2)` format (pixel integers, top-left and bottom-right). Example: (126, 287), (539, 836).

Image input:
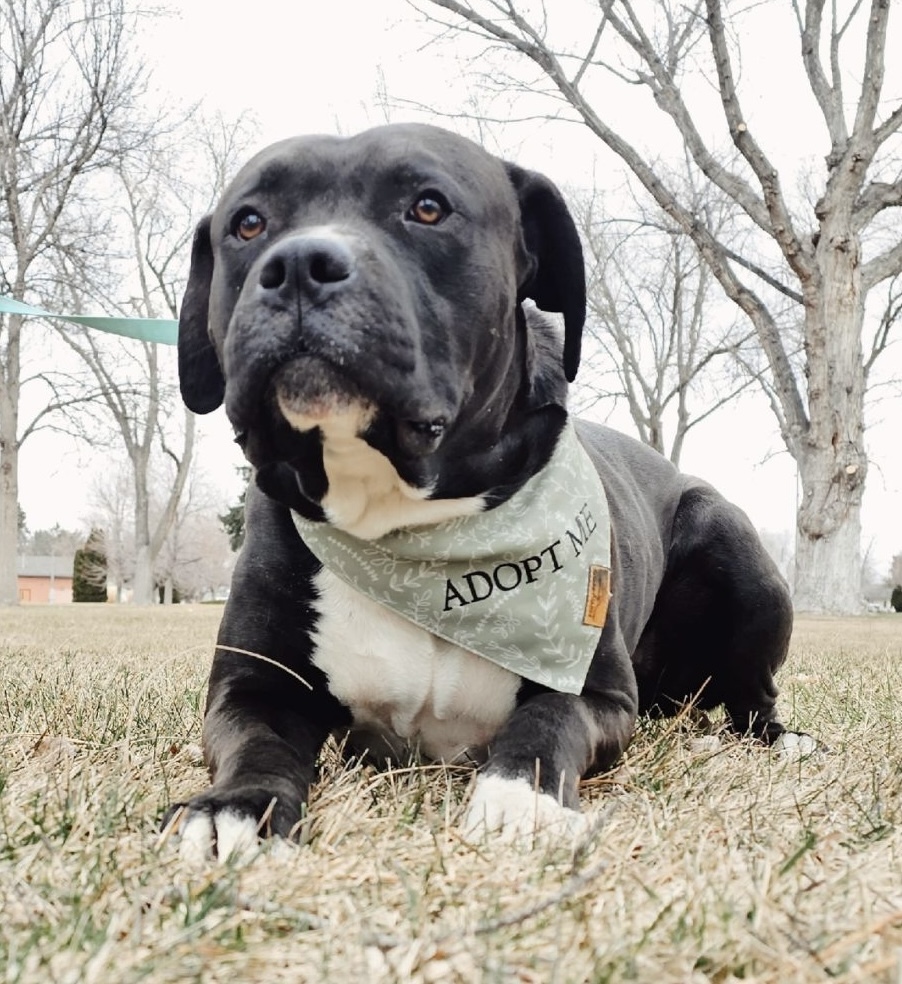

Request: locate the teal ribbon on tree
(0, 294), (178, 345)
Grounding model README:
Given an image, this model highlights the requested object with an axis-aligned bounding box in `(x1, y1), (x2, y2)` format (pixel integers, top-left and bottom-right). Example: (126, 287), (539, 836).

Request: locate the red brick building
(16, 555), (75, 603)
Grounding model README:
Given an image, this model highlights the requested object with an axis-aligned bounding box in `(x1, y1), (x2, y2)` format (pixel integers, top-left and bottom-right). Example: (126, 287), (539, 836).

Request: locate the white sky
(16, 0), (902, 574)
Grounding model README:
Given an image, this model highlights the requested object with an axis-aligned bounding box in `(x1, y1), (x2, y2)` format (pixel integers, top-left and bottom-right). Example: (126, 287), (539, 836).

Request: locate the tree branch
(704, 0), (815, 284)
(793, 0), (849, 149)
(417, 0), (810, 445)
(850, 0), (890, 144)
(599, 0), (774, 235)
(864, 275), (902, 378)
(720, 246), (805, 305)
(873, 101), (902, 148)
(862, 239), (902, 291)
(854, 179), (902, 230)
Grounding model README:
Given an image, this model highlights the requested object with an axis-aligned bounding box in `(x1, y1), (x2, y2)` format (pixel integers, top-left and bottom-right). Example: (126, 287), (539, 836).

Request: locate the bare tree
(411, 0), (902, 613)
(87, 462), (132, 601)
(0, 0), (154, 604)
(56, 329), (195, 604)
(52, 136), (192, 605)
(572, 186), (756, 465)
(52, 114), (255, 604)
(87, 449), (234, 603)
(156, 468), (235, 603)
(21, 524), (85, 558)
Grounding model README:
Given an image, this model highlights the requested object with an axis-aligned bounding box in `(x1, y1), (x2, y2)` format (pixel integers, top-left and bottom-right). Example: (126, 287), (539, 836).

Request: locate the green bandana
(292, 423), (611, 694)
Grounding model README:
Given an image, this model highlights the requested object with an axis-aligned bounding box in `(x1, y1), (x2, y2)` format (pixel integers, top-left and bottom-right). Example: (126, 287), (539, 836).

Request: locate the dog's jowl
(169, 123), (806, 860)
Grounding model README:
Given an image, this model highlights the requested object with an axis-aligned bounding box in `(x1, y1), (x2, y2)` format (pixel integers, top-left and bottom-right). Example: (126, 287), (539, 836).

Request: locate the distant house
(16, 555), (76, 604)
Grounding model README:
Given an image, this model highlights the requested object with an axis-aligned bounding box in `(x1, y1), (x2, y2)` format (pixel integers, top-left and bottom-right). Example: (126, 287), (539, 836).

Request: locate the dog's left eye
(407, 194), (449, 226)
(234, 210), (267, 241)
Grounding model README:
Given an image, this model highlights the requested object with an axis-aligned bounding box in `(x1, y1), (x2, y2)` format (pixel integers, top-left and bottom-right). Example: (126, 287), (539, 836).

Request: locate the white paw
(462, 775), (590, 844)
(772, 731), (818, 759)
(176, 809), (261, 865)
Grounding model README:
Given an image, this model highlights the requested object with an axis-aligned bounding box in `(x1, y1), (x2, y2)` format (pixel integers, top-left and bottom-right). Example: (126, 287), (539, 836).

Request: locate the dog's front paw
(772, 731), (819, 759)
(161, 786), (304, 864)
(463, 775), (590, 845)
(171, 806), (261, 865)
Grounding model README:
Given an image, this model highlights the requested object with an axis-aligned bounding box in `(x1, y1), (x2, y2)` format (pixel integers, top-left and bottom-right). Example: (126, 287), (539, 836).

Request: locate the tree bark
(0, 430), (19, 606)
(793, 208), (868, 611)
(131, 440), (154, 604)
(794, 472), (863, 613)
(0, 308), (22, 605)
(132, 544), (155, 605)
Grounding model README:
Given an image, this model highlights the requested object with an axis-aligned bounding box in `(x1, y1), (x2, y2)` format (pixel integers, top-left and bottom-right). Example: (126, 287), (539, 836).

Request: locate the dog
(170, 122), (807, 860)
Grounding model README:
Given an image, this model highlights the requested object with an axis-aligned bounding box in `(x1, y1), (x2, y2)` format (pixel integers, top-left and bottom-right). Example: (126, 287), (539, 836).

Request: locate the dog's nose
(258, 234), (355, 303)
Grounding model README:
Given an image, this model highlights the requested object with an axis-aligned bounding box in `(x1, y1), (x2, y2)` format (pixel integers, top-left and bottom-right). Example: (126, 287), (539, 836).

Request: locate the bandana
(292, 422), (611, 694)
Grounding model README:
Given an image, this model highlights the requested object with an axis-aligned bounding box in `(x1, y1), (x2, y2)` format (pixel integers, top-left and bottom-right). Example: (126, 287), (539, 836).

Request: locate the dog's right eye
(233, 211), (266, 241)
(407, 193), (450, 226)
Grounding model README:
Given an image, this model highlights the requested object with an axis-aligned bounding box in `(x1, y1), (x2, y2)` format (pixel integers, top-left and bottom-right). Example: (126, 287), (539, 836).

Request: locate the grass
(1, 606), (901, 983)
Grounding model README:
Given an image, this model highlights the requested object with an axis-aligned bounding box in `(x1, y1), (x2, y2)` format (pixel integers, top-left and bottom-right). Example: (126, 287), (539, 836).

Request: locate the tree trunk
(793, 210), (868, 613)
(132, 543), (154, 605)
(0, 439), (19, 606)
(794, 448), (865, 613)
(0, 311), (22, 606)
(131, 448), (154, 604)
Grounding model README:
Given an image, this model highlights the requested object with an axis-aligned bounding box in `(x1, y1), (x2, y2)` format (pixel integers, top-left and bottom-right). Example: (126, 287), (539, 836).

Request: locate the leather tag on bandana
(584, 565), (611, 628)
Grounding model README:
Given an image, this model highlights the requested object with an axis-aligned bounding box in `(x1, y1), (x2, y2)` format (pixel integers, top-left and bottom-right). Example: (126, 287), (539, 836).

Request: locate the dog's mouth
(271, 355), (448, 458)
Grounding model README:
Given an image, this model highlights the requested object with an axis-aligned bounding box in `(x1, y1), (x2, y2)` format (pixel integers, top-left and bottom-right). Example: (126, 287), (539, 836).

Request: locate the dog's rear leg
(463, 686), (636, 843)
(643, 485), (813, 752)
(720, 586), (819, 756)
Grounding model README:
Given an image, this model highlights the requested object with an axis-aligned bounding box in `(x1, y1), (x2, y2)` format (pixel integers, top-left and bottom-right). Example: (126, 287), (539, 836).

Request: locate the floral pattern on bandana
(292, 423), (611, 694)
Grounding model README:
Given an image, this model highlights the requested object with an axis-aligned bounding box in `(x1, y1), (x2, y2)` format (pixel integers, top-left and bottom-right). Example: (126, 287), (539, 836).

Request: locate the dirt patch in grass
(1, 606), (901, 982)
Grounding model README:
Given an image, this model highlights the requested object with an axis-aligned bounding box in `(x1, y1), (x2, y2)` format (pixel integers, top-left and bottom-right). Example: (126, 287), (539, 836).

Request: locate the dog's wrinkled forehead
(212, 123), (521, 240)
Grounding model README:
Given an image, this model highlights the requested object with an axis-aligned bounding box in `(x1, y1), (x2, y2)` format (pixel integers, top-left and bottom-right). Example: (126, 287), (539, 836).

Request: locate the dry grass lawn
(1, 605), (901, 983)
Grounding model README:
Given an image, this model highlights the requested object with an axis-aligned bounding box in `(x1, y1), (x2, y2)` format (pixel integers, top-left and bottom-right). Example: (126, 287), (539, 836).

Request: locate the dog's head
(179, 123), (585, 536)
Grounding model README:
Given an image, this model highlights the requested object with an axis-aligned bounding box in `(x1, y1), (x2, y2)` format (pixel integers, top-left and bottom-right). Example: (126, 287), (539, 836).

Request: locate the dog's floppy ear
(178, 215), (225, 414)
(505, 164), (586, 383)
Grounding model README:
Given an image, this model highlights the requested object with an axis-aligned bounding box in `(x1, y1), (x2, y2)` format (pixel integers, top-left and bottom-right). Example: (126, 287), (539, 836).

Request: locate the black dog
(172, 123), (805, 860)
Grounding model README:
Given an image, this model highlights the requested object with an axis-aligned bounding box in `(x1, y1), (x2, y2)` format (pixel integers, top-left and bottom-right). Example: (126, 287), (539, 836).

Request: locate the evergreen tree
(219, 467), (251, 552)
(73, 528), (108, 602)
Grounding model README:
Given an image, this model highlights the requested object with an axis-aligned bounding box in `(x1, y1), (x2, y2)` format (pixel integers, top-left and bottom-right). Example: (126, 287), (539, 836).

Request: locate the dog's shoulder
(573, 418), (680, 483)
(572, 418), (694, 540)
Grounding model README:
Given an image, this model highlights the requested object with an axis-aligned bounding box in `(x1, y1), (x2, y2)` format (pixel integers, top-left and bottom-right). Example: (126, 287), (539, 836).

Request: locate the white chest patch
(278, 399), (483, 540)
(311, 567), (521, 763)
